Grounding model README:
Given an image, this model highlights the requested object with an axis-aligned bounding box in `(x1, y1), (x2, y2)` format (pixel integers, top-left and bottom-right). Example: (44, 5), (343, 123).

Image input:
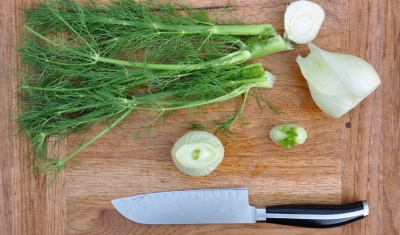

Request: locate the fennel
(17, 0), (290, 179)
(269, 124), (307, 148)
(296, 43), (381, 118)
(23, 0), (291, 67)
(171, 131), (224, 176)
(284, 0), (325, 44)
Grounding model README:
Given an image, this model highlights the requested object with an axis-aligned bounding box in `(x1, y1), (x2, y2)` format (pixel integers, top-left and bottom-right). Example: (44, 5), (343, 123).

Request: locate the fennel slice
(269, 123), (307, 148)
(171, 131), (224, 176)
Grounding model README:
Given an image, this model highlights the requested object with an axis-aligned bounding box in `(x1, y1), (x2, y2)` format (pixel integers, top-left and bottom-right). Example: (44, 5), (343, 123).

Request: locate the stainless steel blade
(111, 188), (256, 224)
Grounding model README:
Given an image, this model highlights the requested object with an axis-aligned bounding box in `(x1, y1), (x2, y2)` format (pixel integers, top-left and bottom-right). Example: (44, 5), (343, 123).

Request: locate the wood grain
(0, 0), (398, 234)
(341, 0), (400, 235)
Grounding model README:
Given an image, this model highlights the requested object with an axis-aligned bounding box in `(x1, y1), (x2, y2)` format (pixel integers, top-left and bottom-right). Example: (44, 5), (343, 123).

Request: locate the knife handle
(259, 201), (369, 228)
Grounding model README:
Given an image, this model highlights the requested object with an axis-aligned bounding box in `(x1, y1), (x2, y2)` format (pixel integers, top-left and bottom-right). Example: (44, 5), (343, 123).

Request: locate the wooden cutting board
(1, 0), (399, 234)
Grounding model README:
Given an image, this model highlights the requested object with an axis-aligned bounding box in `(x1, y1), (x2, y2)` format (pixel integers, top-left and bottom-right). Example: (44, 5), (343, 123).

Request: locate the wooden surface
(1, 0), (399, 234)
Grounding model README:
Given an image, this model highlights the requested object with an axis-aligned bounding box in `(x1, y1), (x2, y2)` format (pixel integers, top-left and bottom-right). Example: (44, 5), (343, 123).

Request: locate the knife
(111, 188), (369, 228)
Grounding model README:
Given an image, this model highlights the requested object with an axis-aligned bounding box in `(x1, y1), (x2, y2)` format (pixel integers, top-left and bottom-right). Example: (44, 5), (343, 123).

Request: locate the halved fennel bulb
(284, 0), (325, 44)
(269, 123), (307, 148)
(296, 43), (381, 118)
(171, 131), (224, 176)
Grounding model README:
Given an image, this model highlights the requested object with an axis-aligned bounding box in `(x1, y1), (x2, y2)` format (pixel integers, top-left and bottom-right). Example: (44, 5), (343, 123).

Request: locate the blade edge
(111, 188), (256, 224)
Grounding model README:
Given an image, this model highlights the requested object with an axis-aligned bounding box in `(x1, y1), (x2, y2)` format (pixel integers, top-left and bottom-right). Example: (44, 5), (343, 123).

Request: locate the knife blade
(111, 188), (369, 228)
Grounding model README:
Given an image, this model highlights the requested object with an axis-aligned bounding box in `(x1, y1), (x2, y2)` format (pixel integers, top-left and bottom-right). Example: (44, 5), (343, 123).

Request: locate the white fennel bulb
(171, 131), (224, 176)
(284, 0), (325, 44)
(296, 43), (381, 118)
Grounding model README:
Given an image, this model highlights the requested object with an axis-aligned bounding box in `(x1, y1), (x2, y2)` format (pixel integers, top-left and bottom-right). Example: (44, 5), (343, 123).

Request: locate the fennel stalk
(17, 0), (291, 180)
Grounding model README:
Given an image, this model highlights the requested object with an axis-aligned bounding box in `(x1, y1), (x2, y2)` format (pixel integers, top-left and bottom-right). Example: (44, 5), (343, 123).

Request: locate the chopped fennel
(269, 124), (307, 148)
(171, 131), (224, 176)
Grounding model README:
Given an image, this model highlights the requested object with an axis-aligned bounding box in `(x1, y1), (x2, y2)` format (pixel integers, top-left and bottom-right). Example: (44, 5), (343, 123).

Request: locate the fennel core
(18, 0), (291, 180)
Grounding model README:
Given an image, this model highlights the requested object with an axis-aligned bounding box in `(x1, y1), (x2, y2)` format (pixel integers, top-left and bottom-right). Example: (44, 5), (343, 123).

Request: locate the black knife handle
(259, 201), (368, 228)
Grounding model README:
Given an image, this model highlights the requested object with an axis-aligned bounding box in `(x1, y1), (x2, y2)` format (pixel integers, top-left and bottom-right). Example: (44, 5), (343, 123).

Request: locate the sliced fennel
(284, 0), (325, 44)
(171, 131), (224, 176)
(296, 43), (381, 118)
(269, 124), (307, 148)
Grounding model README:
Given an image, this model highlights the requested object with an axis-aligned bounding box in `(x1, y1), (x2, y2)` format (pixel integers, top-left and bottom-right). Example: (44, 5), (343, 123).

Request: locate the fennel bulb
(284, 0), (325, 44)
(296, 43), (381, 118)
(171, 131), (224, 176)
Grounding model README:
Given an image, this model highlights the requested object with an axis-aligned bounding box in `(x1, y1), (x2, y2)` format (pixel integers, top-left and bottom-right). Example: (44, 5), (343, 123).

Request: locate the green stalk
(19, 75), (155, 92)
(90, 50), (245, 70)
(93, 50), (252, 70)
(102, 18), (277, 36)
(24, 25), (89, 58)
(25, 25), (253, 71)
(127, 84), (254, 111)
(43, 108), (132, 175)
(230, 72), (275, 88)
(96, 36), (292, 71)
(215, 88), (250, 134)
(248, 35), (293, 60)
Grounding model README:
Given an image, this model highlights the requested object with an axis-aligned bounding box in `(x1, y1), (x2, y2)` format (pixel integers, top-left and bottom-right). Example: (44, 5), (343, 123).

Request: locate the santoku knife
(111, 188), (368, 228)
